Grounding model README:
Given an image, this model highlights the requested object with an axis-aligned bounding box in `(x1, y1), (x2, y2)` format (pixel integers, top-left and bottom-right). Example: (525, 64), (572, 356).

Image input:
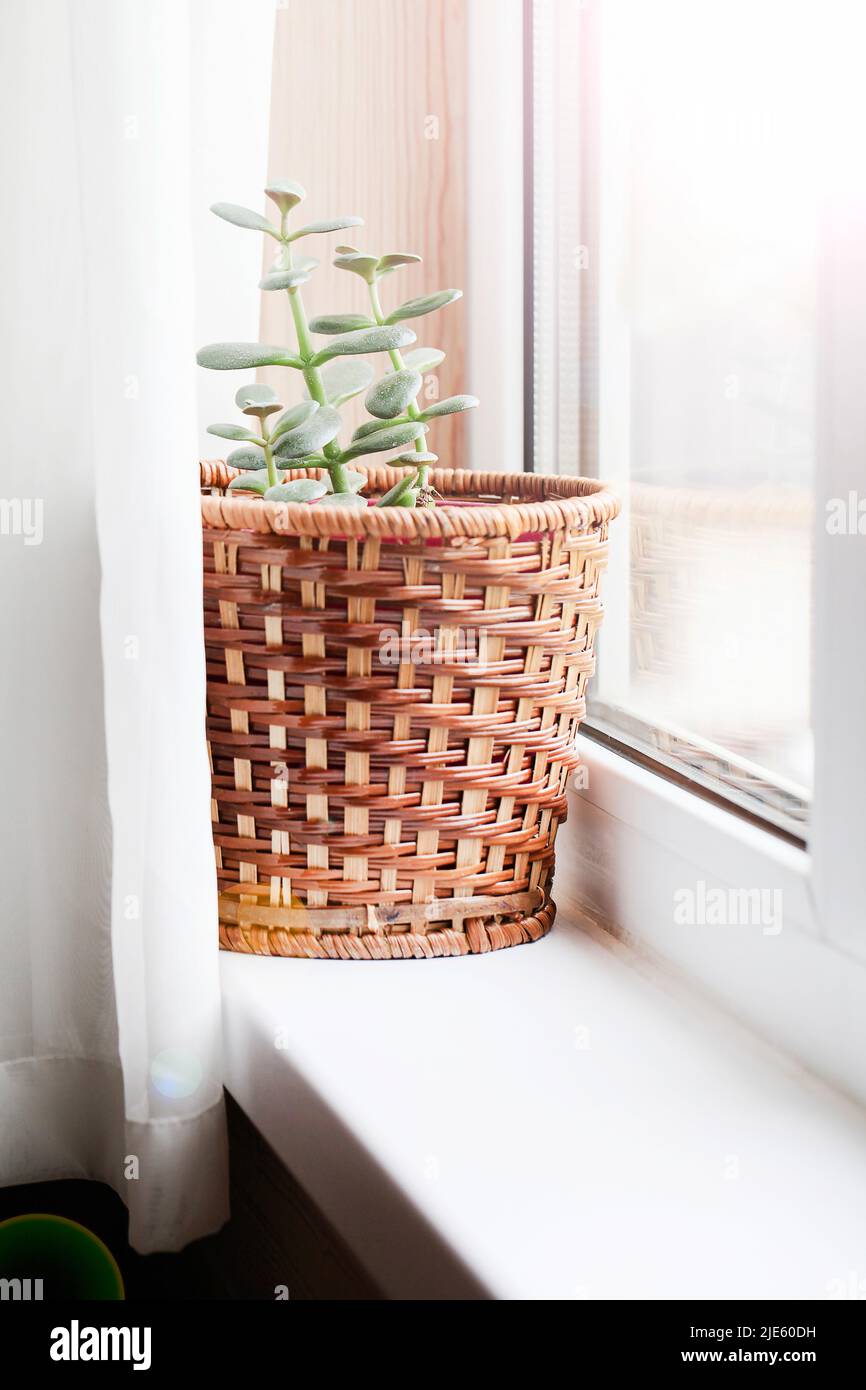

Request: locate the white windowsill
(563, 738), (866, 1111)
(220, 908), (866, 1300)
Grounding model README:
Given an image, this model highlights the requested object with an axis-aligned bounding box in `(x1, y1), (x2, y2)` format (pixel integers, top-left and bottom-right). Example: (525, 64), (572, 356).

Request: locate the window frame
(463, 0), (866, 1100)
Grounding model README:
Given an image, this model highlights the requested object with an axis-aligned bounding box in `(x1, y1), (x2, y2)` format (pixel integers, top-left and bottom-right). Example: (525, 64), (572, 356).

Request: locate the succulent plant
(196, 180), (478, 507)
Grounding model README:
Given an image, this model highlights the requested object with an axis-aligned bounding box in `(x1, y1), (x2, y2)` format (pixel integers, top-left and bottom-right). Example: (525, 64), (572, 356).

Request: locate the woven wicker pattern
(201, 463), (618, 958)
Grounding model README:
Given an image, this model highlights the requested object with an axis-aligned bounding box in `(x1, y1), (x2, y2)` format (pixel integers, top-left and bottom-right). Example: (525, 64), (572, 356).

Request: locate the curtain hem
(1, 1055), (229, 1253)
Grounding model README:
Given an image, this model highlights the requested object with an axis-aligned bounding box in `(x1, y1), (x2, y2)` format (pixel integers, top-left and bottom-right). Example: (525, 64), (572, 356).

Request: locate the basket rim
(200, 461), (620, 539)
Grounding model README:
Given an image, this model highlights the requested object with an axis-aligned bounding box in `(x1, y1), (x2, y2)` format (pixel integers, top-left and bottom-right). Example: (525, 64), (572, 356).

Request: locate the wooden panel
(261, 0), (468, 467)
(214, 1095), (383, 1300)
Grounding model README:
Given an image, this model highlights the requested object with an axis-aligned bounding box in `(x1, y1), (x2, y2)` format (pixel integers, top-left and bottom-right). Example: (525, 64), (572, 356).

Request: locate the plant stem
(279, 239), (350, 492)
(368, 281), (430, 499)
(368, 284), (421, 420)
(263, 437), (278, 490)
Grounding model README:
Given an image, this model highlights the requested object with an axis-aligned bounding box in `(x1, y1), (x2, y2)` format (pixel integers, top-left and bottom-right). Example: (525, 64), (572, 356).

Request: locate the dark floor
(0, 1177), (229, 1300)
(0, 1097), (381, 1301)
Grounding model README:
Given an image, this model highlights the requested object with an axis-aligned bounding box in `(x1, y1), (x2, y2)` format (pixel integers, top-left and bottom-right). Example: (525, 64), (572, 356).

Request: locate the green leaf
(396, 347), (445, 374)
(308, 313), (376, 335)
(259, 268), (311, 292)
(207, 423), (262, 442)
(197, 342), (304, 371)
(211, 203), (279, 238)
(386, 289), (462, 324)
(391, 488), (418, 508)
(418, 394), (480, 420)
(235, 383), (279, 409)
(273, 406), (342, 459)
(319, 492), (368, 510)
(235, 384), (282, 417)
(228, 473), (270, 494)
(265, 180), (306, 214)
(288, 216), (363, 242)
(325, 469), (366, 494)
(317, 359), (375, 407)
(310, 325), (416, 367)
(393, 450), (438, 464)
(351, 417), (405, 442)
(377, 252), (423, 274)
(227, 445), (267, 470)
(333, 251), (380, 283)
(264, 478), (329, 503)
(270, 400), (319, 441)
(341, 421), (426, 462)
(268, 248), (318, 274)
(376, 472), (418, 508)
(365, 369), (422, 420)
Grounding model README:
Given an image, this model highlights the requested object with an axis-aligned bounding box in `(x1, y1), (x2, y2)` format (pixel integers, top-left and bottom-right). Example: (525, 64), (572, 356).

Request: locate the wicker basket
(200, 463), (619, 959)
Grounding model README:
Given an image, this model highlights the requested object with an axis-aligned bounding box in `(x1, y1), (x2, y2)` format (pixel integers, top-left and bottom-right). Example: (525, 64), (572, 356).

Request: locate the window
(530, 0), (823, 839)
(515, 0), (866, 1101)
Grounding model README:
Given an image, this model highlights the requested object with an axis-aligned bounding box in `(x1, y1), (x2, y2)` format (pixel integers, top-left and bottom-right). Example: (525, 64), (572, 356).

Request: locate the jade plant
(196, 178), (478, 508)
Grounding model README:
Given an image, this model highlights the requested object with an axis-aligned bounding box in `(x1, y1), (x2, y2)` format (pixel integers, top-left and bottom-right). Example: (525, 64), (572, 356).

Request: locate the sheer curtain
(0, 0), (273, 1252)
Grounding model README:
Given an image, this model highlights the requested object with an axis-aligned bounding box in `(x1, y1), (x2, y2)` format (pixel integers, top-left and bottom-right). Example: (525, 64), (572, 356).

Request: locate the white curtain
(0, 0), (274, 1252)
